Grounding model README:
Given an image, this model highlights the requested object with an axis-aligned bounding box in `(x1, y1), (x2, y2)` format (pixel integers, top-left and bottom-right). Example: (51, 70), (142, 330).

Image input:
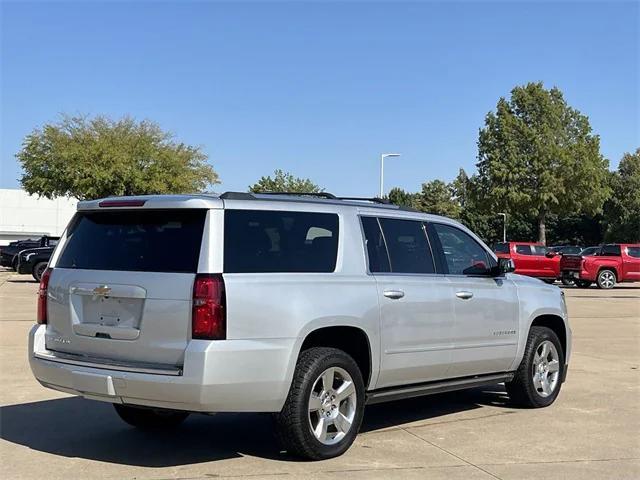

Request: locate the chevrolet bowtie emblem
(93, 285), (111, 296)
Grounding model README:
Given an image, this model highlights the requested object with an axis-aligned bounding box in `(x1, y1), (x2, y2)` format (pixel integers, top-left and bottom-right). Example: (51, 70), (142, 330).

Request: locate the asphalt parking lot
(0, 270), (638, 480)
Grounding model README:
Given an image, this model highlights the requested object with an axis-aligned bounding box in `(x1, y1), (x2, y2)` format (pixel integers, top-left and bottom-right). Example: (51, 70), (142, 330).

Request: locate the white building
(0, 189), (78, 246)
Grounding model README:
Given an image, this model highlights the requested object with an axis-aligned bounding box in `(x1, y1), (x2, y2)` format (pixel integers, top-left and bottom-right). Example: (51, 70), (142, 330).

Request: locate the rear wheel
(560, 277), (573, 286)
(542, 279), (556, 284)
(506, 326), (564, 408)
(32, 262), (48, 282)
(274, 347), (365, 460)
(113, 404), (189, 429)
(596, 269), (616, 289)
(575, 280), (592, 288)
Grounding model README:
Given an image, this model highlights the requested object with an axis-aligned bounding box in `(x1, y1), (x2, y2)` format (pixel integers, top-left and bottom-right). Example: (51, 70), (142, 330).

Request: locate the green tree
(387, 187), (417, 208)
(17, 115), (218, 200)
(249, 169), (323, 193)
(414, 179), (461, 218)
(604, 149), (640, 242)
(476, 82), (610, 244)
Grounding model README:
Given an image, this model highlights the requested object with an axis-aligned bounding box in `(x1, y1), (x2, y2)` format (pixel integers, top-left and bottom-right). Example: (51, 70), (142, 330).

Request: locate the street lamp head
(382, 153), (401, 158)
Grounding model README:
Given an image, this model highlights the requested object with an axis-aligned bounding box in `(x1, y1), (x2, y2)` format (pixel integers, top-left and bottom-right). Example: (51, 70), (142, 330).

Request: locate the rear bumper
(29, 325), (296, 413)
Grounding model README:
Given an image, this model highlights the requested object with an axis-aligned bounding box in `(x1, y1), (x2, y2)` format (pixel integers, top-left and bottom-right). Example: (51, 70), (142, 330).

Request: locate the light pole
(379, 153), (401, 198)
(497, 213), (507, 242)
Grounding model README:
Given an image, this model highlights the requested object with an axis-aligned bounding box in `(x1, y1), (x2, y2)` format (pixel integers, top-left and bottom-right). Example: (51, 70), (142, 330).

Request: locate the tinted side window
(531, 245), (549, 256)
(515, 245), (532, 255)
(378, 218), (435, 274)
(494, 243), (510, 254)
(57, 210), (206, 273)
(224, 210), (339, 273)
(627, 247), (640, 258)
(432, 223), (493, 275)
(360, 217), (391, 273)
(601, 245), (621, 256)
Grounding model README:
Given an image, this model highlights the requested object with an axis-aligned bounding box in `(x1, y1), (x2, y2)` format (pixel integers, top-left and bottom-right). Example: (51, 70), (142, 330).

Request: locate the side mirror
(498, 257), (516, 274)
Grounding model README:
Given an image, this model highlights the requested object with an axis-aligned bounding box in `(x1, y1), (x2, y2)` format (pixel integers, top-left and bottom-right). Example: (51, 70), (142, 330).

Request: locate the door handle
(456, 291), (474, 300)
(383, 289), (405, 299)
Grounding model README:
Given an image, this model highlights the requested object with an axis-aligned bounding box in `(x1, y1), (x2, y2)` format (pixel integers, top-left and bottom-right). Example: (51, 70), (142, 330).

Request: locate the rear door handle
(456, 291), (474, 300)
(383, 289), (405, 299)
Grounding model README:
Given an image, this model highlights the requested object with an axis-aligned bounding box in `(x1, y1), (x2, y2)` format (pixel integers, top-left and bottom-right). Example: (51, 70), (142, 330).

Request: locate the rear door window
(515, 245), (532, 255)
(627, 247), (640, 258)
(224, 210), (339, 273)
(361, 217), (391, 273)
(57, 210), (206, 273)
(378, 218), (435, 274)
(601, 245), (622, 256)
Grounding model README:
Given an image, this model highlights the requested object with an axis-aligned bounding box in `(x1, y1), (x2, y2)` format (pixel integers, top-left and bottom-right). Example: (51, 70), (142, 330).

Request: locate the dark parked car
(0, 236), (59, 270)
(16, 246), (54, 281)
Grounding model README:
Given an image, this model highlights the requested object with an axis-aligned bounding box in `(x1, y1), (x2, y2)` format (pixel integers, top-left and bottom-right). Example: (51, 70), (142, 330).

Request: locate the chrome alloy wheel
(532, 340), (560, 398)
(599, 270), (615, 289)
(308, 367), (357, 445)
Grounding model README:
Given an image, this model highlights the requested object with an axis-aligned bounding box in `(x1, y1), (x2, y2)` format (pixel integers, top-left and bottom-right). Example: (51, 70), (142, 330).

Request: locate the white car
(29, 192), (571, 459)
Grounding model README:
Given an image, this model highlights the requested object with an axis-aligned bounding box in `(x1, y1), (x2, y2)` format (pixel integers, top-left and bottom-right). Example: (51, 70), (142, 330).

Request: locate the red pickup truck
(560, 244), (640, 289)
(494, 242), (561, 283)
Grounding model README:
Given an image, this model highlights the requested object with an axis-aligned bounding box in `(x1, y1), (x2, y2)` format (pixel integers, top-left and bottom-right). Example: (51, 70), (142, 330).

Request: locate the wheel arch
(530, 314), (567, 360)
(299, 325), (373, 389)
(597, 265), (618, 280)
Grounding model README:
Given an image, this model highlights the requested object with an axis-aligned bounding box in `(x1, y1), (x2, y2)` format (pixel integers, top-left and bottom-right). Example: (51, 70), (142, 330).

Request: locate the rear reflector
(98, 199), (146, 207)
(37, 268), (52, 324)
(192, 274), (226, 340)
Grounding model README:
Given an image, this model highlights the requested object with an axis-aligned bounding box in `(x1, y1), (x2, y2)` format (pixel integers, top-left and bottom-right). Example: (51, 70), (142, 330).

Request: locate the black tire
(113, 404), (189, 429)
(596, 269), (616, 289)
(506, 326), (565, 408)
(560, 277), (573, 286)
(32, 262), (48, 282)
(11, 256), (18, 271)
(542, 279), (556, 284)
(273, 347), (365, 460)
(575, 280), (592, 288)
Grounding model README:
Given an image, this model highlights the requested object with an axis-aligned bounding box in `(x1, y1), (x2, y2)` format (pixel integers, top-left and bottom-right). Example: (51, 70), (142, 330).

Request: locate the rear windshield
(224, 209), (339, 273)
(57, 210), (206, 273)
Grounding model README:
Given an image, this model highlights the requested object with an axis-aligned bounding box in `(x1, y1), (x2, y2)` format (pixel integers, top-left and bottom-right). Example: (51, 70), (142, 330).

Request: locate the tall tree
(18, 115), (218, 200)
(604, 149), (640, 242)
(387, 187), (417, 208)
(476, 82), (610, 244)
(414, 179), (461, 218)
(249, 169), (323, 193)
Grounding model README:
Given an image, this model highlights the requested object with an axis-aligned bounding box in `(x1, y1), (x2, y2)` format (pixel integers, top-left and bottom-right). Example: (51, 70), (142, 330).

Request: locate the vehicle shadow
(6, 276), (37, 284)
(0, 387), (504, 466)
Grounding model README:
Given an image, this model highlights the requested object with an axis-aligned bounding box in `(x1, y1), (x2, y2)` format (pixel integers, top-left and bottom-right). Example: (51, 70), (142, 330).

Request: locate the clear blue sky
(1, 1), (638, 197)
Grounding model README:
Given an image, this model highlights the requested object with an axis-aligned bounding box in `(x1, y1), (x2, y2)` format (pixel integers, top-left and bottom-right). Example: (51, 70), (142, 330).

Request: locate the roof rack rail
(219, 192), (255, 200)
(255, 191), (338, 199)
(337, 196), (390, 204)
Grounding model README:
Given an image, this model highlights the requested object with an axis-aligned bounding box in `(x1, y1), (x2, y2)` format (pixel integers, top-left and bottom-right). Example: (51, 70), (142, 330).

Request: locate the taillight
(192, 274), (226, 340)
(37, 268), (52, 324)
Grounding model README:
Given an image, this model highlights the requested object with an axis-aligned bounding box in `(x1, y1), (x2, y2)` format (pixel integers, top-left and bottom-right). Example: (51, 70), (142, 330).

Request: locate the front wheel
(506, 326), (564, 408)
(274, 347), (365, 460)
(596, 269), (616, 289)
(113, 404), (189, 429)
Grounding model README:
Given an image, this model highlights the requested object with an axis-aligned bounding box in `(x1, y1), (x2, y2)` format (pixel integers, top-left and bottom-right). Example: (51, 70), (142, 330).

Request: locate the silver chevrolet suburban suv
(29, 192), (571, 459)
